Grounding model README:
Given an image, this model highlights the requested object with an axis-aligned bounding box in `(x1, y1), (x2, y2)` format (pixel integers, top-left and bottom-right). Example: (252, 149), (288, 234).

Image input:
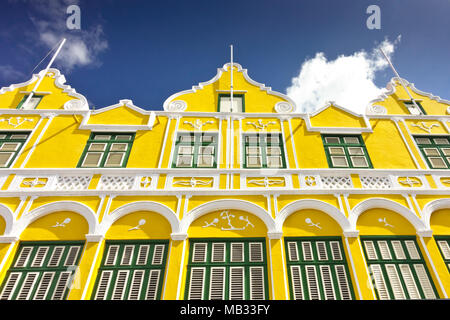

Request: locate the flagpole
(21, 38), (66, 109)
(230, 44), (234, 112)
(379, 48), (420, 109)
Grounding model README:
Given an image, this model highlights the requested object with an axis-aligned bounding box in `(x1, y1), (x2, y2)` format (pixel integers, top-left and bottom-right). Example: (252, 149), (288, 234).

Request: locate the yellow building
(0, 63), (449, 300)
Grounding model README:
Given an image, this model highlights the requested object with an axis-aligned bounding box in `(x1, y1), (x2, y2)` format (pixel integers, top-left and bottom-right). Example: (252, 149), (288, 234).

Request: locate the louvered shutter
(64, 246), (81, 266)
(111, 270), (129, 300)
(16, 272), (39, 300)
(128, 270), (145, 300)
(385, 264), (406, 299)
(33, 272), (55, 300)
(152, 245), (165, 265)
(316, 242), (328, 261)
(302, 242), (313, 261)
(287, 242), (299, 261)
(48, 246), (65, 267)
(231, 243), (244, 262)
(31, 247), (49, 268)
(192, 243), (207, 263)
(250, 267), (265, 300)
(377, 241), (392, 260)
(51, 272), (72, 300)
(211, 243), (226, 263)
(319, 265), (335, 300)
(391, 241), (406, 260)
(369, 265), (390, 300)
(413, 264), (436, 299)
(249, 243), (263, 262)
(364, 241), (378, 260)
(94, 270), (113, 300)
(0, 272), (22, 300)
(290, 266), (303, 300)
(14, 247), (33, 268)
(399, 264), (420, 299)
(437, 240), (450, 260)
(335, 265), (352, 300)
(105, 245), (120, 266)
(121, 245), (134, 266)
(209, 267), (225, 300)
(405, 241), (420, 260)
(145, 269), (161, 300)
(330, 241), (343, 261)
(136, 245), (150, 265)
(305, 265), (320, 300)
(188, 268), (205, 300)
(229, 267), (245, 300)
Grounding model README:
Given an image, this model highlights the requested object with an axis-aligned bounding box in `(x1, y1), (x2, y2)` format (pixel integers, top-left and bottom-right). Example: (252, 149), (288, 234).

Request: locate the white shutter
(14, 247), (33, 268)
(335, 265), (352, 300)
(47, 246), (65, 267)
(302, 242), (314, 261)
(211, 243), (226, 263)
(330, 241), (343, 261)
(64, 246), (81, 266)
(385, 264), (406, 299)
(287, 242), (299, 261)
(249, 243), (263, 262)
(413, 264), (436, 299)
(250, 267), (265, 300)
(51, 272), (72, 300)
(364, 241), (378, 260)
(377, 241), (392, 260)
(33, 272), (55, 300)
(31, 247), (49, 268)
(399, 264), (420, 299)
(370, 265), (390, 300)
(188, 268), (205, 300)
(316, 242), (328, 261)
(0, 272), (22, 300)
(128, 270), (145, 300)
(94, 270), (113, 300)
(229, 267), (245, 300)
(136, 245), (150, 265)
(192, 243), (207, 263)
(437, 240), (450, 260)
(120, 245), (134, 266)
(305, 265), (320, 300)
(152, 245), (165, 265)
(105, 245), (120, 266)
(209, 267), (225, 300)
(111, 270), (129, 300)
(319, 265), (335, 300)
(391, 241), (406, 260)
(290, 266), (303, 300)
(16, 272), (39, 300)
(231, 243), (244, 262)
(405, 241), (421, 260)
(145, 269), (161, 300)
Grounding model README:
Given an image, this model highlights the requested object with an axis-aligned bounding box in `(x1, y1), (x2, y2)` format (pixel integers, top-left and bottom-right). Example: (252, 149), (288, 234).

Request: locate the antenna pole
(379, 48), (419, 109)
(230, 44), (234, 112)
(21, 38), (66, 109)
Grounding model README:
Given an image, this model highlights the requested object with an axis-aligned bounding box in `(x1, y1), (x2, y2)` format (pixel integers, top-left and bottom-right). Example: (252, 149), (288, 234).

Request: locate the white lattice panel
(321, 176), (353, 189)
(55, 176), (91, 191)
(360, 176), (392, 189)
(98, 175), (136, 191)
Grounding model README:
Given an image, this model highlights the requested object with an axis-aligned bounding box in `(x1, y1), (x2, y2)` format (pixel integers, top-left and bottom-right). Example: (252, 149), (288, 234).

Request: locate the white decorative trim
(241, 174), (292, 190)
(246, 119), (277, 131)
(183, 119), (214, 131)
(0, 203), (14, 235)
(367, 105), (387, 115)
(410, 121), (440, 134)
(274, 102), (294, 113)
(0, 117), (34, 128)
(165, 174), (219, 190)
(167, 100), (187, 112)
(421, 198), (450, 229)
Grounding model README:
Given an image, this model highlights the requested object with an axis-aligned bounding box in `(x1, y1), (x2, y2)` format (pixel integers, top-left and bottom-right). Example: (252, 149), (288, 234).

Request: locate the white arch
(180, 199), (275, 236)
(99, 201), (180, 236)
(0, 203), (14, 235)
(349, 198), (428, 233)
(13, 201), (98, 236)
(422, 198), (450, 229)
(275, 199), (351, 233)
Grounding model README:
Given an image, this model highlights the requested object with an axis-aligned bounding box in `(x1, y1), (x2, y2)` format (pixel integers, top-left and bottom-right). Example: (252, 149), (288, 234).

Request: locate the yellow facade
(0, 63), (448, 300)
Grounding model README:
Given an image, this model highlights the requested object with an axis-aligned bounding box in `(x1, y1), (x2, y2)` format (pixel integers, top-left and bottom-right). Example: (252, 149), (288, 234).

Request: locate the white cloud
(0, 65), (25, 82)
(286, 36), (401, 114)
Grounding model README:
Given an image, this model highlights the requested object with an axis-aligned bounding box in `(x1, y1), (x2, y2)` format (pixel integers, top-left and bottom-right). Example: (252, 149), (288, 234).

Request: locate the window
(415, 136), (450, 169)
(361, 237), (437, 300)
(0, 132), (29, 168)
(435, 237), (450, 271)
(92, 241), (169, 300)
(322, 135), (372, 168)
(17, 95), (43, 110)
(173, 132), (218, 168)
(218, 94), (244, 113)
(285, 238), (354, 300)
(78, 133), (135, 168)
(243, 133), (286, 169)
(0, 242), (84, 300)
(185, 239), (268, 300)
(403, 101), (426, 115)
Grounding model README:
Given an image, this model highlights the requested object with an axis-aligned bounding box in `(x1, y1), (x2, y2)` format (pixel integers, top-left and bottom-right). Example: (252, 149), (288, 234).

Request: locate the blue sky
(0, 0), (449, 112)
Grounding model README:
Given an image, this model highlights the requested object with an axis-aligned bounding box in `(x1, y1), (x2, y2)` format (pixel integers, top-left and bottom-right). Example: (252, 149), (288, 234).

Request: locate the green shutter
(322, 134), (373, 168)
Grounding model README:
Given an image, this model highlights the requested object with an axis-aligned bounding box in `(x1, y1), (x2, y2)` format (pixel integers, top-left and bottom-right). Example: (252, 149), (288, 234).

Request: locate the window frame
(414, 135), (450, 169)
(322, 134), (373, 169)
(172, 132), (218, 168)
(403, 100), (426, 115)
(0, 132), (30, 168)
(434, 236), (450, 272)
(242, 133), (287, 169)
(17, 95), (44, 110)
(77, 132), (135, 168)
(217, 93), (245, 113)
